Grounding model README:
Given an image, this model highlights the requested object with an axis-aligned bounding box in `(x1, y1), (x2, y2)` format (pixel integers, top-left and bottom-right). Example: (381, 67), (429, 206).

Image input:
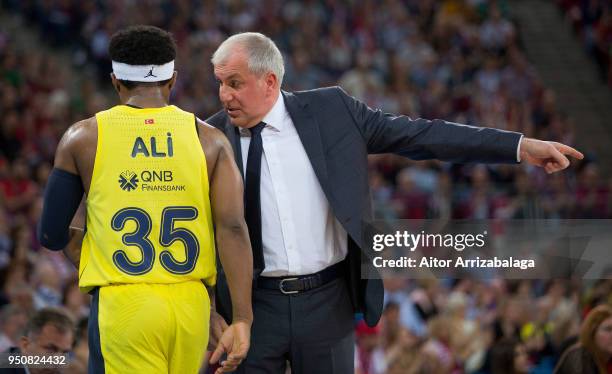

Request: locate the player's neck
(122, 89), (169, 108)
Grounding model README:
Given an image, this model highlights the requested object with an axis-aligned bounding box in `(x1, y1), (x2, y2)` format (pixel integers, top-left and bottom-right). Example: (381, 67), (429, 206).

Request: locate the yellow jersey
(79, 105), (216, 289)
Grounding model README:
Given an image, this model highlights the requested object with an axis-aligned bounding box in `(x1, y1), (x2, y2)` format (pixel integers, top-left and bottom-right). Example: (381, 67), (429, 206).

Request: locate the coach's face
(215, 48), (278, 128)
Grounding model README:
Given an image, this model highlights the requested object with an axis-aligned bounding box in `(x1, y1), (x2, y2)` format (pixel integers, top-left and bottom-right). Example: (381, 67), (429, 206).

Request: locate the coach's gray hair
(212, 32), (285, 86)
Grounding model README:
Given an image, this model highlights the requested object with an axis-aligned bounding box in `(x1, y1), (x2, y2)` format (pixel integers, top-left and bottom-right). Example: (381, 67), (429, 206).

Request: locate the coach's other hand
(210, 320), (251, 373)
(519, 137), (583, 174)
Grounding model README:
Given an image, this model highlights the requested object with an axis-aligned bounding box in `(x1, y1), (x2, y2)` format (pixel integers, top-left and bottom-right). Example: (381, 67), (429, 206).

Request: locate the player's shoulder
(196, 117), (224, 137)
(72, 116), (98, 131)
(59, 116), (97, 150)
(195, 117), (230, 149)
(205, 109), (229, 130)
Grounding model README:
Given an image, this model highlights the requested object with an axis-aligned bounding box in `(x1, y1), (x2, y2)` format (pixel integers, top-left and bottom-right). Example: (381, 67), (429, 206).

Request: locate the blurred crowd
(358, 278), (612, 374)
(557, 0), (612, 88)
(1, 0), (611, 373)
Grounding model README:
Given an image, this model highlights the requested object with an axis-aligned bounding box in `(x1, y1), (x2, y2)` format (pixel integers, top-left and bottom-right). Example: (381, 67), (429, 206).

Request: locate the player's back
(79, 104), (216, 289)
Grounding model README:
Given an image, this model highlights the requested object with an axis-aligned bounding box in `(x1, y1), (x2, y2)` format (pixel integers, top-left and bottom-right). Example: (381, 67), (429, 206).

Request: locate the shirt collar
(262, 93), (287, 132)
(240, 93), (287, 136)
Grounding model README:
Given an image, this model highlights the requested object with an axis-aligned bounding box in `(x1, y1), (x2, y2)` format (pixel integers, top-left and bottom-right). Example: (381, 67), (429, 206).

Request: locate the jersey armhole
(88, 115), (102, 200)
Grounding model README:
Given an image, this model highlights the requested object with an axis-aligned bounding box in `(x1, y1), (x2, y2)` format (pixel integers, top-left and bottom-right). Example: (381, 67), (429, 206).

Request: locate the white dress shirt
(240, 94), (348, 276)
(239, 94), (523, 276)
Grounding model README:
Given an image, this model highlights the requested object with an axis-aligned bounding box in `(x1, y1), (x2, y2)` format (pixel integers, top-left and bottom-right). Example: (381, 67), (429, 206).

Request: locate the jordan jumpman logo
(144, 66), (157, 78)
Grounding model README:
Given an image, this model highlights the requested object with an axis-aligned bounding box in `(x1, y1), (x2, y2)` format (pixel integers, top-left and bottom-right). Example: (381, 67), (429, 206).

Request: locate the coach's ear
(110, 73), (121, 93)
(264, 71), (278, 96)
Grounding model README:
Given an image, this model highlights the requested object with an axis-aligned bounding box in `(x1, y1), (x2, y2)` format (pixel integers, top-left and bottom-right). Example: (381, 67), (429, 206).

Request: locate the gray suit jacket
(207, 86), (522, 326)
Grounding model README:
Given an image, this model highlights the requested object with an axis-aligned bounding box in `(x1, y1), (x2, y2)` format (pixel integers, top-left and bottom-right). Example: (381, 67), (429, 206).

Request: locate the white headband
(112, 60), (174, 82)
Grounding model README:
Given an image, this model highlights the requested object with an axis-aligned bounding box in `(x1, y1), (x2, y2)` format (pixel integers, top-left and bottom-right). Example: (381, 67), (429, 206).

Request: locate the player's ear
(168, 71), (177, 91)
(110, 73), (121, 93)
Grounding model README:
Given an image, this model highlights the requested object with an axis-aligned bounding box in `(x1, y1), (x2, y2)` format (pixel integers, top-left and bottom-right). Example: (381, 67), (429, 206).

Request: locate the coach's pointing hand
(519, 137), (584, 174)
(210, 320), (251, 373)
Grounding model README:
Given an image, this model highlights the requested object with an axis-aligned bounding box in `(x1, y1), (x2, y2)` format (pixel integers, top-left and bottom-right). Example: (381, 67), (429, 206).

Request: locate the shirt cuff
(516, 134), (523, 163)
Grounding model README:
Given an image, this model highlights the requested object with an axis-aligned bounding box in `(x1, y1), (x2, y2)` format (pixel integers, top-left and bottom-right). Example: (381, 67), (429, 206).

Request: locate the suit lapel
(220, 93), (331, 196)
(221, 118), (244, 177)
(282, 91), (332, 199)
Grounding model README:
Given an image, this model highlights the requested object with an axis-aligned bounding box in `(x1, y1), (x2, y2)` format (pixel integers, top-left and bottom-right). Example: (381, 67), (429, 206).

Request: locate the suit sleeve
(336, 87), (522, 164)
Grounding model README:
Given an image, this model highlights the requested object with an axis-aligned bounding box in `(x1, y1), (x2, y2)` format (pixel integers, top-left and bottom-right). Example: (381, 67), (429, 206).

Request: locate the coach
(206, 32), (582, 373)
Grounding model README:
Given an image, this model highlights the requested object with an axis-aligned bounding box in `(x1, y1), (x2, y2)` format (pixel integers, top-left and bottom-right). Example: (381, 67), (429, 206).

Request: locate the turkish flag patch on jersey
(145, 119), (155, 124)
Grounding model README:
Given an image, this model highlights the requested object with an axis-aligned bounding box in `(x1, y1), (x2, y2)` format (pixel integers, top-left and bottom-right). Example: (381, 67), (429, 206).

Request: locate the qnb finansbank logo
(118, 171), (139, 191)
(117, 169), (186, 192)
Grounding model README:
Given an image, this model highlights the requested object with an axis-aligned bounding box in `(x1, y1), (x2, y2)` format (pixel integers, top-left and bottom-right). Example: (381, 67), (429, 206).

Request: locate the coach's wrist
(232, 316), (253, 326)
(518, 137), (537, 162)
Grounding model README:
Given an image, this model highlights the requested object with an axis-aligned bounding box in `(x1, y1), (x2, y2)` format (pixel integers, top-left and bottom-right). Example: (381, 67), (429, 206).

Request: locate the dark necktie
(245, 122), (266, 277)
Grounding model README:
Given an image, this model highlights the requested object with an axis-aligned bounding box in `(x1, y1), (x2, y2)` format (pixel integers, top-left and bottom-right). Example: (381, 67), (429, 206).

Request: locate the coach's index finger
(553, 142), (584, 160)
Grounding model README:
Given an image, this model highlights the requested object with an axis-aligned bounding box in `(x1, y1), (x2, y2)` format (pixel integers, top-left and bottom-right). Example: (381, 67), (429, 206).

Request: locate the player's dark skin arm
(197, 120), (253, 373)
(63, 226), (84, 268)
(206, 284), (230, 353)
(63, 201), (86, 268)
(50, 118), (98, 267)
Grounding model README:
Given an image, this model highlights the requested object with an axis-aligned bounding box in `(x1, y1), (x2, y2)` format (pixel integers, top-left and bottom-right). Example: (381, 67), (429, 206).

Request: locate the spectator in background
(338, 50), (384, 102)
(61, 278), (89, 321)
(555, 304), (612, 374)
(0, 1), (608, 373)
(542, 172), (574, 218)
(559, 0), (612, 87)
(5, 307), (75, 374)
(284, 49), (328, 91)
(493, 298), (525, 343)
(64, 318), (88, 374)
(0, 304), (28, 352)
(393, 168), (432, 219)
(355, 320), (381, 374)
(369, 302), (416, 374)
(384, 278), (428, 338)
(456, 165), (499, 219)
(489, 338), (531, 374)
(0, 158), (38, 215)
(0, 211), (12, 268)
(31, 260), (62, 310)
(574, 163), (609, 218)
(445, 291), (487, 371)
(423, 316), (460, 373)
(479, 5), (515, 52)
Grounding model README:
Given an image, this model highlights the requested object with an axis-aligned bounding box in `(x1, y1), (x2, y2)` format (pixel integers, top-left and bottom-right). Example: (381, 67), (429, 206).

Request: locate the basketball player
(37, 25), (252, 374)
